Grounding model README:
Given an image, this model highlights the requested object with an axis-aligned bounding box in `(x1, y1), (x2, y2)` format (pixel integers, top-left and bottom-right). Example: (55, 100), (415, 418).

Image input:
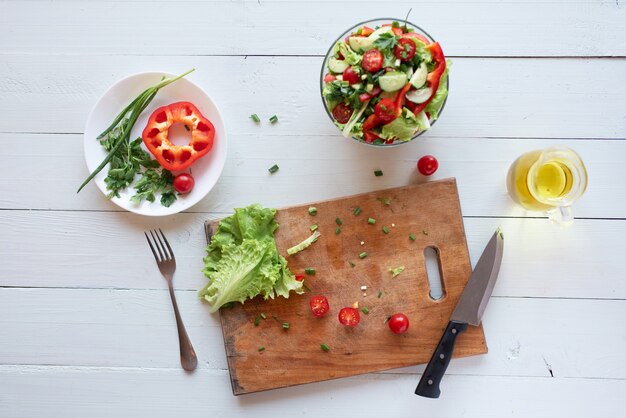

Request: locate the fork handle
(168, 284), (198, 371)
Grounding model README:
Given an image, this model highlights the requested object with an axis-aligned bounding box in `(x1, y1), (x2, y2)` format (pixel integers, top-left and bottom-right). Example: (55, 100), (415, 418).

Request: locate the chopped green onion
(368, 218), (376, 225)
(268, 164), (279, 174)
(389, 266), (405, 278)
(377, 197), (392, 206)
(409, 233), (416, 241)
(382, 226), (390, 234)
(349, 261), (356, 268)
(282, 322), (290, 330)
(353, 207), (362, 216)
(258, 346), (265, 352)
(335, 227), (341, 235)
(361, 307), (370, 314)
(374, 170), (383, 177)
(254, 316), (260, 326)
(359, 252), (367, 259)
(250, 114), (260, 123)
(378, 291), (383, 298)
(305, 267), (316, 275)
(320, 343), (330, 352)
(269, 115), (279, 124)
(260, 312), (267, 320)
(310, 224), (318, 232)
(308, 207), (317, 216)
(335, 217), (343, 226)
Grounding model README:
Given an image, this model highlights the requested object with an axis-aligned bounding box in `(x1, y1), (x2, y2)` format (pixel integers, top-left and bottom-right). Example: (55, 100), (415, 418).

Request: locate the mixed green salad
(322, 21), (450, 144)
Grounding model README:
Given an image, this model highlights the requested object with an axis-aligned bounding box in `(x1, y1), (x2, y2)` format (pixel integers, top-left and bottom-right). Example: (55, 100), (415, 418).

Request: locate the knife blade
(415, 227), (504, 398)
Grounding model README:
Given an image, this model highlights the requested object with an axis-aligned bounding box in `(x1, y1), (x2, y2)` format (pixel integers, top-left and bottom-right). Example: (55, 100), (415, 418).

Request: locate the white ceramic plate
(83, 71), (227, 216)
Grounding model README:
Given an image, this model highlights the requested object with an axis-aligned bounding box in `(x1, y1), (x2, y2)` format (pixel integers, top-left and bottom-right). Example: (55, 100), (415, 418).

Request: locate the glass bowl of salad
(320, 18), (450, 146)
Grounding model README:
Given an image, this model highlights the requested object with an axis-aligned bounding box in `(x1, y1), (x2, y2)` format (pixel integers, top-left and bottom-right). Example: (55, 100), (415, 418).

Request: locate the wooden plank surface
(2, 56), (626, 139)
(209, 179), (486, 394)
(2, 1), (625, 56)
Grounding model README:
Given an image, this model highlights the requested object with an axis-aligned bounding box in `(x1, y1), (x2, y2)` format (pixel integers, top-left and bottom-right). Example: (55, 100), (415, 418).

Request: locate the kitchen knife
(415, 227), (504, 398)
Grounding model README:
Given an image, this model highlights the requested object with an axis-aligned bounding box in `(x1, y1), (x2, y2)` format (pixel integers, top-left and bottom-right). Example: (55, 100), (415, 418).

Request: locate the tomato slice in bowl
(332, 102), (353, 124)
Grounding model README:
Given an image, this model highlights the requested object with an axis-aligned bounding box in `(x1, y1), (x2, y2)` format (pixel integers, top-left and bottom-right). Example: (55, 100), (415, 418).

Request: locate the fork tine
(158, 229), (174, 261)
(150, 230), (165, 261)
(145, 232), (160, 262)
(153, 229), (170, 261)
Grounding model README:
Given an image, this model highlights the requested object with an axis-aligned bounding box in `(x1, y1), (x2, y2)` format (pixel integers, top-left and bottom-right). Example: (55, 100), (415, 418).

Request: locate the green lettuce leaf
(424, 60), (451, 121)
(200, 204), (303, 312)
(380, 108), (429, 142)
(334, 41), (362, 66)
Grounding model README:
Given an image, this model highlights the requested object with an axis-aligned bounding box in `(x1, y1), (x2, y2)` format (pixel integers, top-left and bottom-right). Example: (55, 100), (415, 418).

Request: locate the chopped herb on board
(382, 226), (390, 234)
(258, 346), (265, 352)
(335, 227), (341, 235)
(361, 307), (370, 314)
(269, 115), (279, 124)
(409, 233), (417, 241)
(310, 224), (318, 232)
(374, 170), (383, 177)
(282, 322), (290, 330)
(377, 197), (392, 206)
(368, 218), (376, 225)
(254, 316), (260, 326)
(353, 207), (362, 216)
(359, 252), (368, 259)
(268, 164), (279, 174)
(378, 291), (383, 298)
(250, 114), (261, 123)
(305, 267), (316, 275)
(260, 312), (267, 320)
(335, 217), (343, 226)
(390, 266), (405, 278)
(308, 207), (318, 215)
(320, 343), (330, 352)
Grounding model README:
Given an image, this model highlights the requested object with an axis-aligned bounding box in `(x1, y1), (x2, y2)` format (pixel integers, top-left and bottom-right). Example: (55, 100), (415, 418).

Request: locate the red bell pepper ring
(362, 114), (380, 131)
(411, 42), (447, 114)
(142, 101), (215, 171)
(394, 82), (413, 115)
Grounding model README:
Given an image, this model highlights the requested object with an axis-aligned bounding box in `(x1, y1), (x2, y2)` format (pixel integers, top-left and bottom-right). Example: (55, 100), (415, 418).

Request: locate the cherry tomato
(310, 296), (330, 318)
(173, 173), (195, 194)
(394, 38), (417, 62)
(338, 307), (360, 326)
(417, 155), (439, 176)
(361, 26), (375, 36)
(402, 32), (431, 46)
(332, 102), (353, 124)
(342, 66), (360, 85)
(388, 313), (410, 334)
(374, 98), (398, 123)
(363, 131), (380, 143)
(323, 73), (336, 83)
(362, 49), (384, 72)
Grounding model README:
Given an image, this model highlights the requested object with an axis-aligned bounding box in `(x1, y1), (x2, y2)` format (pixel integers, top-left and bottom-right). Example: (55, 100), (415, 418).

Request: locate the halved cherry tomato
(362, 49), (383, 72)
(338, 307), (360, 327)
(332, 103), (353, 124)
(295, 274), (305, 282)
(361, 26), (375, 36)
(173, 173), (195, 194)
(402, 32), (431, 45)
(374, 98), (398, 123)
(417, 155), (439, 176)
(310, 296), (330, 318)
(394, 38), (416, 61)
(323, 73), (336, 83)
(382, 23), (404, 36)
(363, 130), (380, 143)
(362, 114), (380, 131)
(388, 313), (410, 334)
(342, 66), (360, 85)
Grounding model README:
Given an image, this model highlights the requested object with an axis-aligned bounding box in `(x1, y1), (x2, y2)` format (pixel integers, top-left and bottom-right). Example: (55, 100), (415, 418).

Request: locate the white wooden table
(2, 1), (626, 416)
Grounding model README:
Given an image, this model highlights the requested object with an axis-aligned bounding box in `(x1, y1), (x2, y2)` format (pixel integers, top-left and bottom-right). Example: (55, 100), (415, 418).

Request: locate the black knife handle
(415, 320), (468, 398)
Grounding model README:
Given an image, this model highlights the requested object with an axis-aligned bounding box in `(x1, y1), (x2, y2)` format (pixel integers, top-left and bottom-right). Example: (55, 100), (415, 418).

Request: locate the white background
(1, 1), (625, 417)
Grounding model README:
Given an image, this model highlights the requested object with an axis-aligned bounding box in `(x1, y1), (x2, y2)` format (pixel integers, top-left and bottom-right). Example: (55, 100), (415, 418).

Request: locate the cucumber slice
(410, 63), (428, 88)
(328, 57), (349, 74)
(348, 26), (394, 52)
(378, 71), (408, 92)
(406, 87), (433, 104)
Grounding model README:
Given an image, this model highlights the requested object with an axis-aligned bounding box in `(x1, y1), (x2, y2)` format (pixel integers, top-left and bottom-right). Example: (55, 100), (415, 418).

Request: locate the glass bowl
(320, 18), (449, 147)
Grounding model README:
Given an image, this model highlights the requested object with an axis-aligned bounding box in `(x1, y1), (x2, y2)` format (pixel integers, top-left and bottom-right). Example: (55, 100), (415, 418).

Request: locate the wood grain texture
(2, 288), (624, 380)
(3, 133), (626, 219)
(2, 55), (626, 139)
(207, 179), (486, 394)
(1, 1), (625, 56)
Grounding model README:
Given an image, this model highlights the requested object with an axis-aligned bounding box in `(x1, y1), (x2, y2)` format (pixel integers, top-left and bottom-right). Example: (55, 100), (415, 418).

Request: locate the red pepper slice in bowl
(142, 101), (215, 171)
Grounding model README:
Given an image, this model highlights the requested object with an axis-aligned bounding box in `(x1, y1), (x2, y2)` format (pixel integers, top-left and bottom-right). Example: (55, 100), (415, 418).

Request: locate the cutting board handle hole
(424, 246), (445, 301)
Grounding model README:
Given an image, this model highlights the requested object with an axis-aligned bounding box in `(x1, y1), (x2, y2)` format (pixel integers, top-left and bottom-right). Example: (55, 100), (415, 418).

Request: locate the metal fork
(145, 229), (198, 371)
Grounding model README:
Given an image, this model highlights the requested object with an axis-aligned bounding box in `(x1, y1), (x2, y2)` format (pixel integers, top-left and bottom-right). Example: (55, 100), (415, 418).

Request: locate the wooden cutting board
(204, 178), (486, 395)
